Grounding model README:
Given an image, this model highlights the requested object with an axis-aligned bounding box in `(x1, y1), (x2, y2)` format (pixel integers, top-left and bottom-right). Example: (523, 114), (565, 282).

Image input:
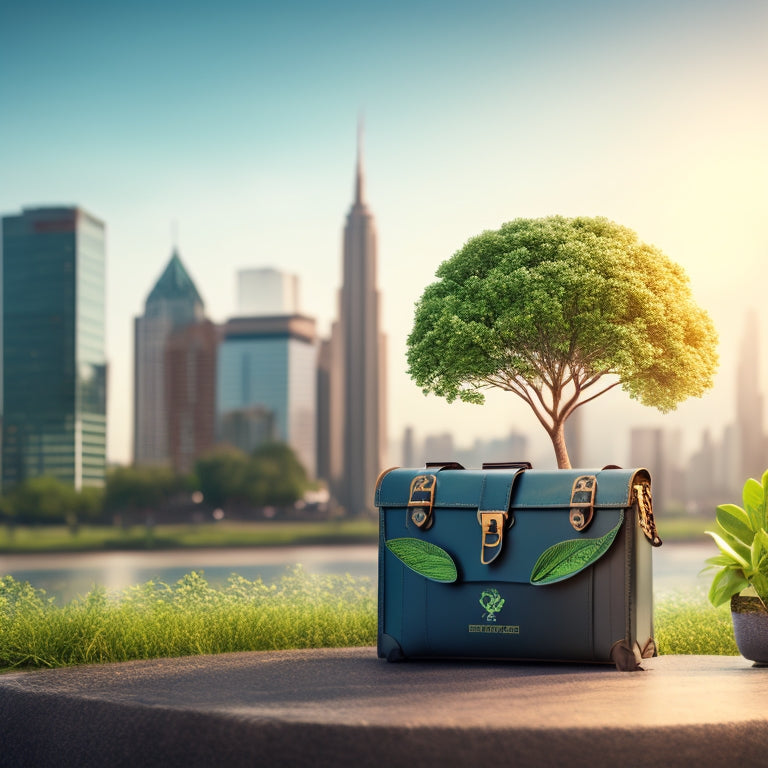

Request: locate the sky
(1, 0), (767, 469)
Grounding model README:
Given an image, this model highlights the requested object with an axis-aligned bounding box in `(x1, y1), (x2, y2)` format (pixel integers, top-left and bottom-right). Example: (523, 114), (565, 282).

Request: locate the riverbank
(0, 514), (710, 554)
(0, 519), (380, 554)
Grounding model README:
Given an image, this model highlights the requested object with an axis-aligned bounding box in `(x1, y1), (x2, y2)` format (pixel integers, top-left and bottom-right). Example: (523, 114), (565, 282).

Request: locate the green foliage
(104, 465), (188, 517)
(705, 469), (768, 608)
(195, 443), (310, 510)
(2, 476), (79, 525)
(407, 216), (718, 467)
(75, 487), (106, 525)
(385, 538), (458, 582)
(0, 568), (375, 670)
(530, 515), (623, 585)
(194, 446), (252, 508)
(251, 442), (310, 506)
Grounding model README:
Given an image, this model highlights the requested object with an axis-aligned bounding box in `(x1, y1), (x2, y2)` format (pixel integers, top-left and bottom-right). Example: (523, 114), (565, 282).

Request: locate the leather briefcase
(375, 463), (662, 671)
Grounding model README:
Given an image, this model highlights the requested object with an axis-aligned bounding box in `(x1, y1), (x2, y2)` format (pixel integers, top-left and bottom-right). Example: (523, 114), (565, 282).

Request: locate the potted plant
(705, 469), (768, 664)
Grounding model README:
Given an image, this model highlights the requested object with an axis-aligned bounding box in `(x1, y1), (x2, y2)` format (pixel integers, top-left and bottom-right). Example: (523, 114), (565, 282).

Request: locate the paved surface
(1, 649), (768, 767)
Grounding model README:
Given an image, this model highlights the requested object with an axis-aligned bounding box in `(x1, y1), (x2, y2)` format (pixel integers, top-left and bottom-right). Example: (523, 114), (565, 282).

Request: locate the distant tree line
(0, 443), (312, 527)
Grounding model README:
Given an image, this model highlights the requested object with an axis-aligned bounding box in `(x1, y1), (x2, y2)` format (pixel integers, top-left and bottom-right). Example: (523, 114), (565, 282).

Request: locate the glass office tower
(1, 206), (107, 489)
(217, 315), (317, 478)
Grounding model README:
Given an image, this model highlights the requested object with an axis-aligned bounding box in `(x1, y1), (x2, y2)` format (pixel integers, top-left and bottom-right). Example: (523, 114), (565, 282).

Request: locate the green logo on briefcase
(479, 588), (505, 622)
(469, 588), (520, 635)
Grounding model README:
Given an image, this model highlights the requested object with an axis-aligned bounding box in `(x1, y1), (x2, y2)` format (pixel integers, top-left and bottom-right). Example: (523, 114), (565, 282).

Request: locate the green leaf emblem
(386, 538), (457, 583)
(530, 513), (623, 585)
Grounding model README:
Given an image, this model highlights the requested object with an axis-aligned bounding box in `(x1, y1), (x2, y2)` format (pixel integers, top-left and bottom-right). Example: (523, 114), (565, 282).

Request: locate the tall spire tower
(327, 126), (387, 515)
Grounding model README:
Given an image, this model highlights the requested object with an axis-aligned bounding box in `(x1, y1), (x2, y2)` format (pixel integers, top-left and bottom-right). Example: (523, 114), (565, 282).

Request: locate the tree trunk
(549, 421), (572, 469)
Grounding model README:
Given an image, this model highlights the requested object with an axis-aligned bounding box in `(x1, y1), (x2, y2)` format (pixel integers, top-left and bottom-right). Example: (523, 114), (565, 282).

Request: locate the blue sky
(2, 0), (767, 467)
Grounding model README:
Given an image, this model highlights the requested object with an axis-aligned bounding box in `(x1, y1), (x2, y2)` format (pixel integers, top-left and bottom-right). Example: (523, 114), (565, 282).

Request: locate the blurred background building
(1, 206), (107, 490)
(321, 136), (387, 516)
(237, 267), (300, 317)
(217, 314), (317, 477)
(165, 318), (219, 475)
(133, 250), (206, 467)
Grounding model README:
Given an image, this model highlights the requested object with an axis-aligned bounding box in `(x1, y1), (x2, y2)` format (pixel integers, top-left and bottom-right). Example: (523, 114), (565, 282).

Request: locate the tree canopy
(407, 216), (719, 468)
(194, 443), (309, 510)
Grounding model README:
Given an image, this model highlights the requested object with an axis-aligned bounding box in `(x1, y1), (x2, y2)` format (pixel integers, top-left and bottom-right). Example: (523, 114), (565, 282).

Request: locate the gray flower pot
(731, 594), (768, 665)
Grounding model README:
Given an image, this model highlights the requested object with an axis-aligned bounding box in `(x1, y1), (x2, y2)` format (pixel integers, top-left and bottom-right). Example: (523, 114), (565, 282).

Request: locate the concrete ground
(1, 649), (767, 768)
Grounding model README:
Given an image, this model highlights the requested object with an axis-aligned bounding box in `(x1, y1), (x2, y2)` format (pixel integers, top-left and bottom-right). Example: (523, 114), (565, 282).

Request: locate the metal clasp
(478, 510), (509, 565)
(570, 475), (597, 531)
(408, 474), (437, 529)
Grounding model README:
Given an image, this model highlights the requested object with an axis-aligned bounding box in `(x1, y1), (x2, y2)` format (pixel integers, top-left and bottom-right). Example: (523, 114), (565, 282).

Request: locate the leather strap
(477, 467), (526, 564)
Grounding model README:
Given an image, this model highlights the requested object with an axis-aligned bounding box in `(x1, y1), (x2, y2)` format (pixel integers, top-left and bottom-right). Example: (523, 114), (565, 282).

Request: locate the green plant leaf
(716, 503), (754, 544)
(529, 514), (623, 586)
(708, 566), (749, 607)
(705, 530), (751, 570)
(704, 554), (735, 568)
(751, 533), (767, 573)
(743, 478), (764, 532)
(751, 529), (768, 572)
(385, 538), (457, 583)
(750, 572), (768, 610)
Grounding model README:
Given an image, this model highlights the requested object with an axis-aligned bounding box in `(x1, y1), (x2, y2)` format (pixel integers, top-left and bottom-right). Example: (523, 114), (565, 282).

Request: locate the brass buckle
(570, 475), (596, 531)
(478, 510), (509, 565)
(408, 474), (437, 529)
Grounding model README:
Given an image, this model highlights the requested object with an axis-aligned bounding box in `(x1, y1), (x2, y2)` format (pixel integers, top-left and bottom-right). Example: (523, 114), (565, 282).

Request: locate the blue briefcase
(375, 463), (662, 671)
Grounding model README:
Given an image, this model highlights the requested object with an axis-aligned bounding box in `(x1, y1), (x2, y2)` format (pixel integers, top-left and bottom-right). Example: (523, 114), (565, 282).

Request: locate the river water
(1, 541), (716, 603)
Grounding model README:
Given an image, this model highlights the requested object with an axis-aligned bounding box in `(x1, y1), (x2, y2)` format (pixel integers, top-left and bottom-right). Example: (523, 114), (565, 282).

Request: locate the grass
(0, 519), (380, 553)
(655, 515), (711, 542)
(0, 570), (739, 672)
(0, 568), (376, 671)
(654, 592), (739, 655)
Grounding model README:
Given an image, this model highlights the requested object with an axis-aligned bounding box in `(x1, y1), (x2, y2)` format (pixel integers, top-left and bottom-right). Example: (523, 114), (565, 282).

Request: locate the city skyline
(1, 1), (766, 469)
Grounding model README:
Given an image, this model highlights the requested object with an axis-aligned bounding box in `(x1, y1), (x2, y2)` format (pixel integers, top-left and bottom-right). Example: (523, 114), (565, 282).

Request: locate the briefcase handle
(424, 461), (533, 471)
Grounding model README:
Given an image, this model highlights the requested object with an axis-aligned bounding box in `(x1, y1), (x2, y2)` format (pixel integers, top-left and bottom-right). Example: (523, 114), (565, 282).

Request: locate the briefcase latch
(478, 511), (509, 565)
(570, 475), (597, 532)
(408, 474), (437, 529)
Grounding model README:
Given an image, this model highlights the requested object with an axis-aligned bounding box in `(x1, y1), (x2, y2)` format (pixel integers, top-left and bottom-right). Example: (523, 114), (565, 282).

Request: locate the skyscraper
(165, 319), (219, 475)
(325, 132), (387, 515)
(134, 250), (205, 466)
(1, 206), (107, 489)
(237, 267), (300, 316)
(217, 315), (317, 476)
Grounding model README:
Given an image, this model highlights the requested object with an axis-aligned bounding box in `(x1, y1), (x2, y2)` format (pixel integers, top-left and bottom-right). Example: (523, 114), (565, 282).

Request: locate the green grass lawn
(0, 568), (376, 671)
(0, 570), (738, 672)
(0, 519), (380, 553)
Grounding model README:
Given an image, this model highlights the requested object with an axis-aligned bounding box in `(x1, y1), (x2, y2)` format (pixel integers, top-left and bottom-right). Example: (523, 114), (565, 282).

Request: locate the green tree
(252, 442), (309, 506)
(104, 465), (184, 519)
(6, 476), (79, 525)
(75, 486), (106, 525)
(407, 216), (719, 469)
(194, 443), (310, 511)
(194, 446), (252, 510)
